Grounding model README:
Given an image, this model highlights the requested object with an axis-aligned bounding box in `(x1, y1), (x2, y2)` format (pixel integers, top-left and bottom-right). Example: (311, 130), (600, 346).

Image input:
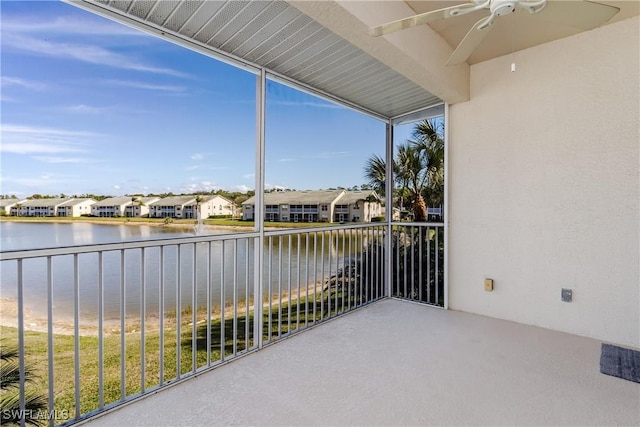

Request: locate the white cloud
(265, 183), (287, 191)
(191, 153), (204, 160)
(114, 185), (121, 190)
(1, 76), (47, 91)
(226, 184), (252, 193)
(2, 15), (148, 38)
(1, 175), (63, 187)
(1, 124), (97, 138)
(33, 156), (94, 164)
(3, 34), (187, 78)
(0, 124), (96, 154)
(103, 79), (187, 93)
(63, 104), (109, 114)
(181, 182), (218, 193)
(2, 143), (82, 155)
(278, 158), (296, 162)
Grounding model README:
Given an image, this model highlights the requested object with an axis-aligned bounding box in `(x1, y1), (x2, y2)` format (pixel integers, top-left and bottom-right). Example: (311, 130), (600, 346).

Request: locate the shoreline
(0, 217), (254, 233)
(0, 282), (325, 337)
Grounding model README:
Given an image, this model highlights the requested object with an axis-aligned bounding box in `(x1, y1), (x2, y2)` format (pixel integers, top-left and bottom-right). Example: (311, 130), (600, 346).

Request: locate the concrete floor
(84, 299), (639, 426)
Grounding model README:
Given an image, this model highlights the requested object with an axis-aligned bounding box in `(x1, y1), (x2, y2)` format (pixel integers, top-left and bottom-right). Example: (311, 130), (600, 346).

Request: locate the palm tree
(396, 143), (428, 221)
(193, 195), (204, 221)
(410, 119), (445, 211)
(363, 193), (380, 222)
(362, 118), (444, 222)
(363, 154), (388, 197)
(0, 344), (47, 426)
(130, 196), (145, 218)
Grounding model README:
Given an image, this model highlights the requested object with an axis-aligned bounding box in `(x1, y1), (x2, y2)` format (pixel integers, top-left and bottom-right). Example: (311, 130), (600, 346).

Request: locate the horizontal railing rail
(0, 223), (387, 426)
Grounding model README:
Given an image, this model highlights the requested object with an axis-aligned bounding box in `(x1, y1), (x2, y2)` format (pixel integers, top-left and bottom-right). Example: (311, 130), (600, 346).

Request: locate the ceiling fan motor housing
(491, 0), (517, 16)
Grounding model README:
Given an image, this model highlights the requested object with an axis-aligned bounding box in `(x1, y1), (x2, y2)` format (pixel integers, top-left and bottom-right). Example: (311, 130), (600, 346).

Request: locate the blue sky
(0, 1), (415, 198)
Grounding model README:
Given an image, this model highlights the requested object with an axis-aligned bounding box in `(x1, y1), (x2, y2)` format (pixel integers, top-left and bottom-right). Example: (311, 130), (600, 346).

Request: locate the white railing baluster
(98, 252), (104, 409)
(47, 257), (55, 427)
(159, 246), (164, 385)
(73, 254), (80, 418)
(17, 259), (25, 427)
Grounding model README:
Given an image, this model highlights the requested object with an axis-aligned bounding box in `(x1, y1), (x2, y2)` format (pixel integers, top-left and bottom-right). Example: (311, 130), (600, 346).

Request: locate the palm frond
(0, 390), (49, 426)
(363, 154), (387, 196)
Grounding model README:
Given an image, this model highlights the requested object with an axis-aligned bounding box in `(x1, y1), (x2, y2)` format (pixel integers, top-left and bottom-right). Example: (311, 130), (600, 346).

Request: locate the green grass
(0, 284), (369, 423)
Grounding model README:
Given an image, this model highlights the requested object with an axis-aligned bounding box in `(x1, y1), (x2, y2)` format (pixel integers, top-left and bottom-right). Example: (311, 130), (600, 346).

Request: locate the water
(0, 221), (197, 251)
(0, 222), (369, 323)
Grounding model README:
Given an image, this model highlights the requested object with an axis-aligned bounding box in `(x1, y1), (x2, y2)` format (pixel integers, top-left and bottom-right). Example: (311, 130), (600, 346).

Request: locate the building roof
(92, 197), (134, 207)
(0, 199), (25, 208)
(59, 198), (95, 207)
(137, 197), (160, 204)
(20, 198), (71, 207)
(336, 190), (380, 205)
(150, 196), (196, 206)
(244, 190), (347, 206)
(183, 195), (232, 207)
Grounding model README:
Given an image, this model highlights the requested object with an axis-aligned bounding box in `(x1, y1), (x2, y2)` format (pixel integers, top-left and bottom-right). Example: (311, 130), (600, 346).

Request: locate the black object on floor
(600, 343), (640, 383)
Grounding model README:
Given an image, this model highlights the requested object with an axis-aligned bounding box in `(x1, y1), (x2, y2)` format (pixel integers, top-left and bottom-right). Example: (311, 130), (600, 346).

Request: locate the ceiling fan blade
(446, 17), (493, 66)
(368, 3), (476, 37)
(537, 0), (620, 30)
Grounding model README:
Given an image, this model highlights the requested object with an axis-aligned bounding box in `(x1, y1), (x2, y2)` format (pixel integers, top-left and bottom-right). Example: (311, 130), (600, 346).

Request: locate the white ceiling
(406, 0), (640, 65)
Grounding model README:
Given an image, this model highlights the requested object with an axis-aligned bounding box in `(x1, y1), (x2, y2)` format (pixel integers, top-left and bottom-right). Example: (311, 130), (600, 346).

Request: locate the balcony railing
(0, 221), (448, 426)
(391, 223), (445, 306)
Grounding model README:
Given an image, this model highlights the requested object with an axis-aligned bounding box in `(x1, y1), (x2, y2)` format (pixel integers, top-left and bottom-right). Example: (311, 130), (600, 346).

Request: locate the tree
(130, 196), (145, 217)
(363, 154), (388, 196)
(363, 118), (444, 222)
(193, 195), (204, 220)
(360, 193), (380, 222)
(396, 143), (428, 221)
(411, 119), (445, 210)
(0, 344), (48, 426)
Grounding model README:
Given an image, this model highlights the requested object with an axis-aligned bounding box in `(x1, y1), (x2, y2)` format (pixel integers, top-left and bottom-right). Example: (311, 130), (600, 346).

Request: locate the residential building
(90, 197), (133, 217)
(242, 190), (381, 223)
(57, 198), (96, 217)
(333, 190), (382, 223)
(148, 195), (234, 219)
(123, 197), (159, 218)
(183, 195), (233, 219)
(0, 199), (26, 216)
(17, 198), (72, 217)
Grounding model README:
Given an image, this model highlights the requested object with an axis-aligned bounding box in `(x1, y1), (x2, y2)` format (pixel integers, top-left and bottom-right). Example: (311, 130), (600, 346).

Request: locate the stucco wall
(448, 17), (639, 346)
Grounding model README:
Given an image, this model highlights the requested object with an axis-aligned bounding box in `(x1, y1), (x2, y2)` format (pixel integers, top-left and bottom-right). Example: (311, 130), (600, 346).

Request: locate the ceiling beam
(288, 0), (470, 104)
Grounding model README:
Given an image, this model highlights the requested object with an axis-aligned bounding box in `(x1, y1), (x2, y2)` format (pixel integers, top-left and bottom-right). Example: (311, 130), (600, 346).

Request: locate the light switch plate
(561, 288), (572, 302)
(484, 279), (494, 292)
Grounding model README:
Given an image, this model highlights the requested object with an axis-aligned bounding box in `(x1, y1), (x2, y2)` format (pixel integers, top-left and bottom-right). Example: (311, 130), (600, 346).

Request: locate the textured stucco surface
(449, 17), (640, 346)
(84, 300), (639, 426)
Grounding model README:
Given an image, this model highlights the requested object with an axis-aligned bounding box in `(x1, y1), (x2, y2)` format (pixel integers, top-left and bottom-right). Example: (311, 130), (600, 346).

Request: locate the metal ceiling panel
(75, 0), (442, 119)
(146, 1), (180, 26)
